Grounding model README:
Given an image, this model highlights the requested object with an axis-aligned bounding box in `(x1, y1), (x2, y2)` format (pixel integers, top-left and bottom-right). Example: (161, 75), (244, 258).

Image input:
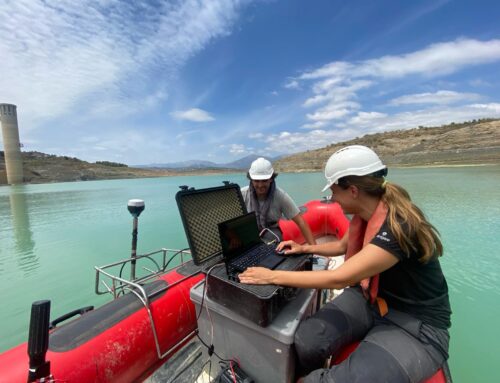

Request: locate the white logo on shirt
(376, 232), (390, 242)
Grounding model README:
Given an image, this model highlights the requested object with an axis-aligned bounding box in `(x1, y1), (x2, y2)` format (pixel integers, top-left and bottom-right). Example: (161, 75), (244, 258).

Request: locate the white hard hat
(249, 157), (274, 180)
(322, 145), (386, 192)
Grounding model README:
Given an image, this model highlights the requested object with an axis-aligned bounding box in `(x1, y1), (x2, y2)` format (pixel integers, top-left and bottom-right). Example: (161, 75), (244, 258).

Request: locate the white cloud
(306, 101), (360, 121)
(301, 39), (500, 81)
(249, 132), (264, 139)
(296, 39), (500, 124)
(390, 90), (481, 106)
(299, 62), (352, 81)
(67, 129), (171, 163)
(303, 80), (371, 108)
(469, 78), (492, 87)
(284, 79), (300, 89)
(301, 121), (327, 129)
(170, 108), (215, 122)
(175, 129), (201, 139)
(80, 136), (100, 144)
(468, 103), (500, 113)
(208, 102), (301, 148)
(311, 77), (345, 94)
(263, 129), (352, 154)
(229, 143), (249, 155)
(0, 0), (249, 126)
(348, 111), (388, 126)
(264, 103), (500, 155)
(346, 103), (500, 132)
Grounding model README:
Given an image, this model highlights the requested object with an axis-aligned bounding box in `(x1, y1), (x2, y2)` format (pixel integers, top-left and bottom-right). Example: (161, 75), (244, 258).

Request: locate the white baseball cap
(249, 157), (274, 180)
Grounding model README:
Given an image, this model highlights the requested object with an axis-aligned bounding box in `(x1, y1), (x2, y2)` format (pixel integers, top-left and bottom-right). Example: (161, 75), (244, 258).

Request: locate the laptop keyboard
(231, 245), (277, 270)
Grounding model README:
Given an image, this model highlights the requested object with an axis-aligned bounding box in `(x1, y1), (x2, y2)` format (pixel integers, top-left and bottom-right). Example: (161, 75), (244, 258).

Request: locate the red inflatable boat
(0, 199), (348, 383)
(0, 199), (449, 383)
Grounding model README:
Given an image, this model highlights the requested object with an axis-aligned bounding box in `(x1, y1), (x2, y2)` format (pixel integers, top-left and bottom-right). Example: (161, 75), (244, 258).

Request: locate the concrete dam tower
(0, 103), (24, 184)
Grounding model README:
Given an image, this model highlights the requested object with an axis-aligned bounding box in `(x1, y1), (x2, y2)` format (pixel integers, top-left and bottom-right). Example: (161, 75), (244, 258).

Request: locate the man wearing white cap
(241, 157), (316, 245)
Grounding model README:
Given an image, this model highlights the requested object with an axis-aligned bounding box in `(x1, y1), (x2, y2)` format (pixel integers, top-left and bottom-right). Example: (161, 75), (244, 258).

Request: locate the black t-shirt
(370, 219), (452, 329)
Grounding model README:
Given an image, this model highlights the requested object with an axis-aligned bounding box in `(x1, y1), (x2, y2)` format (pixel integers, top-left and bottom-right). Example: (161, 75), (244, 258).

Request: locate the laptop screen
(218, 212), (262, 262)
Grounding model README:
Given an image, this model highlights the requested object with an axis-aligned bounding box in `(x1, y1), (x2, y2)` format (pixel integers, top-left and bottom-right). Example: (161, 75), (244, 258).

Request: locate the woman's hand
(276, 240), (304, 255)
(239, 267), (276, 285)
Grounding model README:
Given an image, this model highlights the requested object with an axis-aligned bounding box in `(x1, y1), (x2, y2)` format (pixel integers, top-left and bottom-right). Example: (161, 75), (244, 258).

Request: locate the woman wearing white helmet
(241, 157), (316, 245)
(240, 146), (451, 383)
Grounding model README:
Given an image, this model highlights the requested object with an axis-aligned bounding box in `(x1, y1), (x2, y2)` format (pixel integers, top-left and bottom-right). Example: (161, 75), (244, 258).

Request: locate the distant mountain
(137, 154), (285, 170)
(136, 160), (219, 169)
(220, 154), (261, 169)
(221, 154), (283, 169)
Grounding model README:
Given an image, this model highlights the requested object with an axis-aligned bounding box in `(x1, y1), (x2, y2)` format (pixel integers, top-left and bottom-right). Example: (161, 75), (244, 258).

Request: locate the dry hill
(0, 152), (235, 185)
(274, 119), (500, 172)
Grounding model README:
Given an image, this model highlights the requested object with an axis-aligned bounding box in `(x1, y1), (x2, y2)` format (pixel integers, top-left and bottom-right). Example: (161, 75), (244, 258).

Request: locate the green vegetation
(95, 161), (128, 167)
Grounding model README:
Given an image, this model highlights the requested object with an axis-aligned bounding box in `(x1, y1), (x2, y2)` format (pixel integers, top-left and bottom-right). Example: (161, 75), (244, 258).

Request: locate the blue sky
(1, 0), (500, 165)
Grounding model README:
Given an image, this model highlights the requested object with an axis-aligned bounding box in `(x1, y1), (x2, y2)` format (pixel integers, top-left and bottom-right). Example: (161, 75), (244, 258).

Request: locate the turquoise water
(1, 167), (499, 382)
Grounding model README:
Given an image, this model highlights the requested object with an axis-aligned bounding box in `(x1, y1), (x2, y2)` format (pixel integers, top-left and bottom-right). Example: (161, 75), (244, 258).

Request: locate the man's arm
(278, 229), (349, 257)
(291, 213), (316, 245)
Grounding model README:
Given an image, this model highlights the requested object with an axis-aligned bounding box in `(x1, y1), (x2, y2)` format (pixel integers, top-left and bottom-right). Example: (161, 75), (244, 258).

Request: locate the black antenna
(127, 199), (145, 281)
(27, 300), (51, 382)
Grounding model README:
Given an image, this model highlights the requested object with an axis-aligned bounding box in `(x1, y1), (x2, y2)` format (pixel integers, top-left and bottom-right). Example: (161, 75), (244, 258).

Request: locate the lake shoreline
(278, 162), (500, 173)
(2, 162), (500, 187)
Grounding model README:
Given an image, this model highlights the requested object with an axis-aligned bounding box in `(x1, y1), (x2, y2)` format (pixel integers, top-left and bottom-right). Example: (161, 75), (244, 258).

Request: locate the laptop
(218, 212), (286, 278)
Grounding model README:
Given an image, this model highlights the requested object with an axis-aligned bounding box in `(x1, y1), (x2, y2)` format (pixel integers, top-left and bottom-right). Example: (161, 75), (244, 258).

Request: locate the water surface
(1, 166), (499, 382)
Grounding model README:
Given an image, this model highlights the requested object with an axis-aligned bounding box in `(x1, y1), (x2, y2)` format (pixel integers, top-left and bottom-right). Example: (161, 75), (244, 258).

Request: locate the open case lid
(176, 182), (247, 266)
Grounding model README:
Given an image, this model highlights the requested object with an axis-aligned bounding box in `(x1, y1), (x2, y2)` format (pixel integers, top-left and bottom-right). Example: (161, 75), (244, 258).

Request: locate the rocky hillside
(0, 151), (236, 185)
(274, 119), (500, 172)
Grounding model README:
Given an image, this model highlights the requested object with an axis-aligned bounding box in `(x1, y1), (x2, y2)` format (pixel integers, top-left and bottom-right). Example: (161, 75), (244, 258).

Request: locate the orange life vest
(345, 200), (388, 315)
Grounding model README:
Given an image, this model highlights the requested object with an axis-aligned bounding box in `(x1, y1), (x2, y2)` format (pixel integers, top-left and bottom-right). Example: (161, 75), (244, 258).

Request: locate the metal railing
(94, 248), (199, 360)
(94, 248), (191, 298)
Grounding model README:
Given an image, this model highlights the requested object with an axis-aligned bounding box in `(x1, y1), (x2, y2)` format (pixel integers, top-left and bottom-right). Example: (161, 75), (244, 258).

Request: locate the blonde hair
(338, 175), (443, 262)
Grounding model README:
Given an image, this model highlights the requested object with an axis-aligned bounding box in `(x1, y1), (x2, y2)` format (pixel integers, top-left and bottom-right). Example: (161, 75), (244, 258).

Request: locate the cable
(162, 247), (190, 272)
(195, 331), (236, 366)
(196, 262), (222, 322)
(259, 227), (280, 244)
(168, 347), (203, 383)
(217, 359), (247, 383)
(195, 262), (234, 363)
(230, 361), (237, 383)
(206, 289), (214, 347)
(194, 358), (212, 383)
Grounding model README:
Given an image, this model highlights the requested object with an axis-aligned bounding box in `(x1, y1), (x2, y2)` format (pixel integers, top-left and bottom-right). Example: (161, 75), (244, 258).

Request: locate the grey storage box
(190, 281), (317, 383)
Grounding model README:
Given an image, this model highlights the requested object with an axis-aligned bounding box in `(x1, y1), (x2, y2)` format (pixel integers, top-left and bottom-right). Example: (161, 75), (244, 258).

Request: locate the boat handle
(49, 306), (94, 330)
